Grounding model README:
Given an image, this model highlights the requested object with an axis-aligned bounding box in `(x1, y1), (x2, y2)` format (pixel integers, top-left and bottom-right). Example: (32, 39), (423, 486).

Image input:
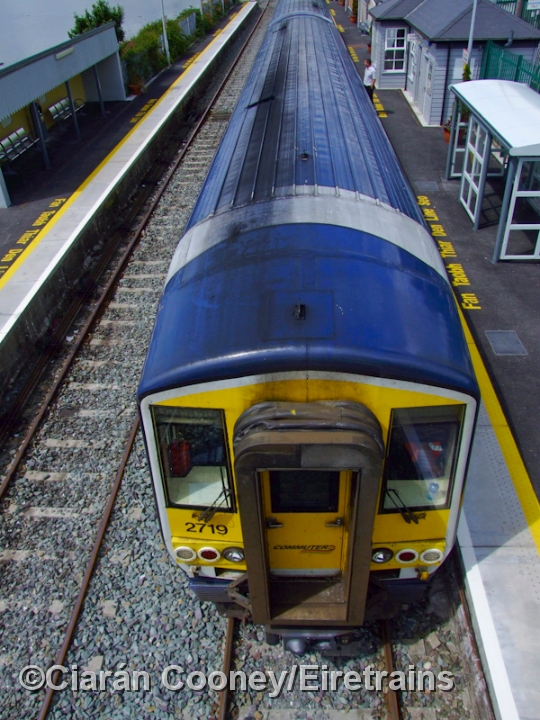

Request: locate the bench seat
(48, 97), (85, 123)
(0, 128), (38, 166)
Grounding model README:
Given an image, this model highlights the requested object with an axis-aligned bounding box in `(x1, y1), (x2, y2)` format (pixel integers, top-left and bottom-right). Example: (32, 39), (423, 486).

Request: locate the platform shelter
(445, 79), (540, 262)
(0, 23), (125, 208)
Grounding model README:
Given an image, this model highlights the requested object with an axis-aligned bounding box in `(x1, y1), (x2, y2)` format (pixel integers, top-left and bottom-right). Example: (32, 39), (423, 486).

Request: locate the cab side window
(151, 406), (233, 512)
(381, 406), (464, 512)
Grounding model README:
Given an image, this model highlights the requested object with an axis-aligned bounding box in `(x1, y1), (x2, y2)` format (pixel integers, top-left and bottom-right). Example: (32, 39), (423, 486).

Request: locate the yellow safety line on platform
(182, 51), (201, 70)
(329, 7), (344, 32)
(373, 93), (387, 118)
(459, 309), (540, 555)
(348, 46), (359, 63)
(0, 7), (250, 292)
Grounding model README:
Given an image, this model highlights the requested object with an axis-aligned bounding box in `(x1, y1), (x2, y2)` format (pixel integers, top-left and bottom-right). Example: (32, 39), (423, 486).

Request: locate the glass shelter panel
(460, 117), (491, 227)
(501, 159), (540, 259)
(152, 406), (233, 511)
(381, 406), (464, 513)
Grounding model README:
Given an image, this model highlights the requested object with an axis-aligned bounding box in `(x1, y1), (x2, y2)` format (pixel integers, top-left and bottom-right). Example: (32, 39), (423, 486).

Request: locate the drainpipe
(441, 43), (452, 125)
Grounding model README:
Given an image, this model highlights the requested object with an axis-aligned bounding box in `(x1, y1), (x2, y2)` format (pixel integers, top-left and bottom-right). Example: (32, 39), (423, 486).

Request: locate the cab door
(233, 400), (384, 626)
(261, 469), (351, 577)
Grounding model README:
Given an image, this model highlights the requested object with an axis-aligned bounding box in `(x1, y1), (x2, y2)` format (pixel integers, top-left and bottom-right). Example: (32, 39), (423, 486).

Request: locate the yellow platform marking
(337, 24), (344, 32)
(348, 46), (359, 63)
(182, 51), (201, 69)
(0, 199), (68, 280)
(373, 93), (387, 118)
(330, 8), (336, 14)
(0, 7), (251, 291)
(415, 194), (540, 555)
(129, 98), (158, 125)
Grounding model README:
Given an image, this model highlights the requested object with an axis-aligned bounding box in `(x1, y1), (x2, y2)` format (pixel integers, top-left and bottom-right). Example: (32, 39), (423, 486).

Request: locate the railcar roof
(186, 0), (424, 229)
(138, 226), (478, 399)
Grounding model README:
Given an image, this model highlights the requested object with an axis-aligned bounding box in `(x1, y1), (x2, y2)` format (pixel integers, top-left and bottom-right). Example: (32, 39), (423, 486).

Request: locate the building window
(384, 28), (406, 72)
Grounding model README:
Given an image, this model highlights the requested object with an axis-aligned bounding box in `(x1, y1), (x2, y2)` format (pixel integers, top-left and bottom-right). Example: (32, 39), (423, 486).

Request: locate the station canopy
(446, 79), (540, 261)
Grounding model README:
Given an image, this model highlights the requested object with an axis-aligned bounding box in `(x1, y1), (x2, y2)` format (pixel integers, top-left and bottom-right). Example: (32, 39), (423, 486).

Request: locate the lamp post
(466, 0), (478, 63)
(160, 0), (171, 66)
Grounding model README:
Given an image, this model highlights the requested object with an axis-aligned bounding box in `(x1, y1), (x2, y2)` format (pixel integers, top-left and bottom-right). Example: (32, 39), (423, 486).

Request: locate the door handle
(325, 517), (344, 527)
(266, 517), (284, 529)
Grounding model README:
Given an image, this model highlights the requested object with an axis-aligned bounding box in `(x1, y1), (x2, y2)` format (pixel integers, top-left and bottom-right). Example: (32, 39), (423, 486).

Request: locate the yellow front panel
(167, 508), (243, 543)
(157, 378), (464, 566)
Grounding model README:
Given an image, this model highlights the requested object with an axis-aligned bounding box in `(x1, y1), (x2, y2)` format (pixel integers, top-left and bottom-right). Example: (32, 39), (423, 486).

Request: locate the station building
(368, 0), (540, 126)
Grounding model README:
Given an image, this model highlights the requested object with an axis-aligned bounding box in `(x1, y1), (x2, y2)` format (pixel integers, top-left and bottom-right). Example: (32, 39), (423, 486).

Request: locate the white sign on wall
(527, 0), (540, 10)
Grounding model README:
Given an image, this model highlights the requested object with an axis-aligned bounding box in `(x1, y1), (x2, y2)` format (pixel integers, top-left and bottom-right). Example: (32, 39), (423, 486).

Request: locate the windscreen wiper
(196, 467), (232, 522)
(196, 489), (228, 523)
(387, 489), (426, 524)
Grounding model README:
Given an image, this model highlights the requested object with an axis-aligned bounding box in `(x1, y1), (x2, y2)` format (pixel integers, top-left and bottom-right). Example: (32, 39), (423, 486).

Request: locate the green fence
(496, 0), (540, 30)
(480, 39), (540, 92)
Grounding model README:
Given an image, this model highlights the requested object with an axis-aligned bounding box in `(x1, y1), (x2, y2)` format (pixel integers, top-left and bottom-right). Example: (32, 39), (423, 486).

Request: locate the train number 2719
(185, 522), (228, 535)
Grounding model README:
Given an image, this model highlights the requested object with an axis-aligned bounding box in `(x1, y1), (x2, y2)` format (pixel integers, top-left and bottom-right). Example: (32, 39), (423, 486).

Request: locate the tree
(69, 0), (125, 42)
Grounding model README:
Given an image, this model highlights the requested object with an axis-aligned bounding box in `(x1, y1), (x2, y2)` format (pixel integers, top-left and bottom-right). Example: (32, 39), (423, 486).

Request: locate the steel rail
(217, 617), (236, 720)
(0, 4), (265, 504)
(36, 416), (139, 720)
(380, 619), (402, 720)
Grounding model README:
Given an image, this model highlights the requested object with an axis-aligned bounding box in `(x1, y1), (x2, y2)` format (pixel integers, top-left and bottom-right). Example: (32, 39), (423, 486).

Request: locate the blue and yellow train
(138, 0), (479, 650)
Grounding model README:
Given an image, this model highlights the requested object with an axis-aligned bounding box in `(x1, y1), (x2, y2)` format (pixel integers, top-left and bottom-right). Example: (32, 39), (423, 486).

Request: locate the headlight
(174, 546), (197, 561)
(372, 547), (393, 564)
(223, 547), (245, 563)
(198, 547), (221, 562)
(396, 548), (419, 564)
(420, 548), (443, 564)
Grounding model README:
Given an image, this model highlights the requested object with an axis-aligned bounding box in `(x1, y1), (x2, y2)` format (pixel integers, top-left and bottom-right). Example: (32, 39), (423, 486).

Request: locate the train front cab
(141, 385), (477, 650)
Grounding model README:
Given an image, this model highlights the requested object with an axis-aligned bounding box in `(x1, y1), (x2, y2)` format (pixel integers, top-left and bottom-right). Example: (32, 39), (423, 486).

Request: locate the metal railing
(496, 0), (540, 30)
(480, 39), (540, 92)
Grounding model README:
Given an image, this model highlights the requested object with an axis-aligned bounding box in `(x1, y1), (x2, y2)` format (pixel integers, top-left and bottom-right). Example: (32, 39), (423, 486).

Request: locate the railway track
(215, 560), (491, 720)
(0, 3), (274, 717)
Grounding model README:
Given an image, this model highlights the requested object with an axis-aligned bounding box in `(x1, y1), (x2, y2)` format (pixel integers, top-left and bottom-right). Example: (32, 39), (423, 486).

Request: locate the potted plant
(350, 0), (358, 22)
(442, 119), (452, 144)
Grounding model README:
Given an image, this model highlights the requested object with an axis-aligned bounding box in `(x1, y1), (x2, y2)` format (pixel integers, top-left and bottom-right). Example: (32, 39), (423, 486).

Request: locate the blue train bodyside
(138, 0), (478, 402)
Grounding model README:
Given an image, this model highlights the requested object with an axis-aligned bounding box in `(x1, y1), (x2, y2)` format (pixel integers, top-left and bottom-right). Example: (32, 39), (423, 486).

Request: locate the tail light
(198, 547), (221, 562)
(396, 549), (418, 564)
